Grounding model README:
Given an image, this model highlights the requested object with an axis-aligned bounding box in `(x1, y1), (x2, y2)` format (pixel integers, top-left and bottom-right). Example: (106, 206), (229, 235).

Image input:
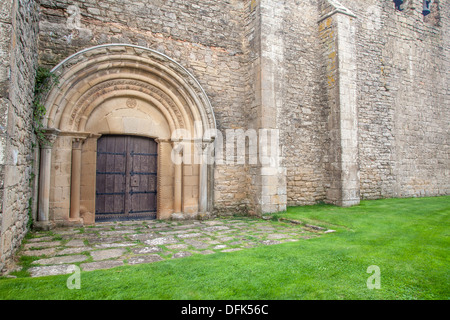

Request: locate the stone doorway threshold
(13, 218), (333, 278)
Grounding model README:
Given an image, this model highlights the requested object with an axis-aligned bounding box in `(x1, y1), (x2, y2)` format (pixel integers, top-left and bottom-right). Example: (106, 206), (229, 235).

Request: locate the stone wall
(37, 0), (449, 215)
(37, 0), (252, 215)
(281, 0), (329, 206)
(0, 0), (448, 273)
(341, 0), (449, 199)
(0, 0), (39, 273)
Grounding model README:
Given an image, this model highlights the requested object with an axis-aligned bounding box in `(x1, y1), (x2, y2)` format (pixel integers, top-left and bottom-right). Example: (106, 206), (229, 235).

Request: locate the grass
(0, 196), (448, 300)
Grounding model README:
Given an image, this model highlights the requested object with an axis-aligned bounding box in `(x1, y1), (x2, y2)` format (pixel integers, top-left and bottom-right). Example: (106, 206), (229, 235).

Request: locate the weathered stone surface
(0, 0), (40, 274)
(127, 255), (163, 265)
(267, 234), (290, 240)
(90, 249), (127, 261)
(177, 233), (204, 239)
(32, 255), (88, 265)
(172, 252), (192, 259)
(89, 237), (124, 244)
(29, 265), (74, 278)
(221, 248), (242, 253)
(131, 246), (162, 254)
(128, 233), (157, 241)
(198, 250), (215, 255)
(27, 236), (54, 243)
(21, 248), (57, 257)
(93, 242), (136, 249)
(99, 230), (134, 236)
(144, 237), (178, 246)
(203, 226), (229, 232)
(54, 229), (81, 235)
(23, 241), (62, 250)
(81, 260), (124, 272)
(217, 236), (234, 242)
(183, 239), (210, 250)
(65, 240), (86, 247)
(166, 244), (189, 250)
(57, 247), (91, 255)
(11, 217), (329, 276)
(261, 240), (283, 246)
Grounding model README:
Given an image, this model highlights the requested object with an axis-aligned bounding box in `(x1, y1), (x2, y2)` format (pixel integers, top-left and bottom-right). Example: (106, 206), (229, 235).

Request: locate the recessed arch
(38, 44), (216, 226)
(44, 44), (216, 135)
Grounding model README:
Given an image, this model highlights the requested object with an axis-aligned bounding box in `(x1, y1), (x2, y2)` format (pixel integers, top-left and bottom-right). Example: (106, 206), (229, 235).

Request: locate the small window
(423, 0), (432, 15)
(393, 0), (415, 12)
(393, 0), (405, 11)
(393, 0), (440, 23)
(423, 0), (440, 25)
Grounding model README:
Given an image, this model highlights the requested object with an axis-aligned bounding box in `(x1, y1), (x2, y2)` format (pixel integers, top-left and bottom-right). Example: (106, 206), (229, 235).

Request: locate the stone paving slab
(23, 241), (62, 250)
(172, 252), (192, 259)
(81, 261), (124, 272)
(32, 255), (88, 265)
(132, 246), (161, 254)
(15, 217), (330, 277)
(128, 255), (164, 265)
(91, 248), (127, 261)
(28, 265), (74, 278)
(22, 248), (57, 257)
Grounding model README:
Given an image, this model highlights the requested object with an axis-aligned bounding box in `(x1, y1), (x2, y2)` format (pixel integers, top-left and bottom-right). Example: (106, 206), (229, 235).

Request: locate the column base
(33, 221), (55, 231)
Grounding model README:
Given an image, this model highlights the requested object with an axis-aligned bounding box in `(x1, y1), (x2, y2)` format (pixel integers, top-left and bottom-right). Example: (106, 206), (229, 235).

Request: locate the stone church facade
(0, 0), (448, 271)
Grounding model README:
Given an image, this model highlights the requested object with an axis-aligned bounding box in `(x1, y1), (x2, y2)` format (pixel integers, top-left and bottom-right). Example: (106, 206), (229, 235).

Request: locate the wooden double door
(95, 135), (158, 222)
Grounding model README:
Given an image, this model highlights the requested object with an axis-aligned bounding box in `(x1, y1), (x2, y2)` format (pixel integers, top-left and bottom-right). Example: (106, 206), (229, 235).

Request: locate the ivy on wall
(33, 66), (59, 146)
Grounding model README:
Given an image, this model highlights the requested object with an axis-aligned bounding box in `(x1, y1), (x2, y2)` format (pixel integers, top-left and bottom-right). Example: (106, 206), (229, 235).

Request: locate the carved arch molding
(37, 44), (216, 227)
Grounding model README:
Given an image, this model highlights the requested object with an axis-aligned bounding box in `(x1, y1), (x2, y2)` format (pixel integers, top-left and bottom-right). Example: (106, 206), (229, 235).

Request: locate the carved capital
(40, 128), (61, 149)
(72, 137), (85, 150)
(171, 142), (184, 155)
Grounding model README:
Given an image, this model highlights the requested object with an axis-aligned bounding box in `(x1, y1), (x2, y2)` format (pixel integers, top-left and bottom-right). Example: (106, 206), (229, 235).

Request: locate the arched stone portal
(37, 44), (216, 227)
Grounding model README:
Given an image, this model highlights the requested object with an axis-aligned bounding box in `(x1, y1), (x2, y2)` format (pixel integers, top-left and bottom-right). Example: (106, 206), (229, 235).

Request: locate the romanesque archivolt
(35, 44), (217, 225)
(43, 45), (216, 135)
(67, 79), (187, 131)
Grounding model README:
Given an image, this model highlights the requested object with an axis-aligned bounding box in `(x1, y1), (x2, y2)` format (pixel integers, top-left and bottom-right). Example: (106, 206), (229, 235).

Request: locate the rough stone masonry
(0, 0), (448, 273)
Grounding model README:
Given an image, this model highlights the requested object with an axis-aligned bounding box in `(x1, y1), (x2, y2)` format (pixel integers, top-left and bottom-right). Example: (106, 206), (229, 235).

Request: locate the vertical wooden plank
(104, 137), (115, 215)
(124, 136), (132, 216)
(140, 138), (148, 213)
(114, 136), (126, 215)
(96, 137), (106, 216)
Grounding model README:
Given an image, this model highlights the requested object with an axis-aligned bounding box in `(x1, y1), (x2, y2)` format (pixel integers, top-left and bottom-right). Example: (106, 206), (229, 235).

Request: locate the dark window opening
(393, 0), (439, 23)
(423, 0), (432, 16)
(393, 0), (405, 11)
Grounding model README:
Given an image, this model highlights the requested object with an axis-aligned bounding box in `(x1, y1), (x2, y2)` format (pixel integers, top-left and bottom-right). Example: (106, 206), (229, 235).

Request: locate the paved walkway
(16, 217), (332, 278)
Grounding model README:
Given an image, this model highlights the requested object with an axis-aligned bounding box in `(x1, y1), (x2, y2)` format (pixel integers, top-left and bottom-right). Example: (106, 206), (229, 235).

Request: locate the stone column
(37, 129), (60, 229)
(251, 0), (288, 215)
(198, 141), (212, 214)
(319, 0), (360, 207)
(172, 142), (183, 214)
(69, 137), (84, 222)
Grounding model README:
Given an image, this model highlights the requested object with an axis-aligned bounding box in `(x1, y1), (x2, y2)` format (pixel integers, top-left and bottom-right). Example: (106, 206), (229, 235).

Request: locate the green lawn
(0, 196), (448, 300)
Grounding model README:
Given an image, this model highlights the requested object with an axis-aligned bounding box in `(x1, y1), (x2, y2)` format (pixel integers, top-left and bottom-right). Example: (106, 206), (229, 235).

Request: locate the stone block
(29, 265), (74, 278)
(81, 260), (124, 272)
(91, 248), (127, 261)
(127, 254), (163, 265)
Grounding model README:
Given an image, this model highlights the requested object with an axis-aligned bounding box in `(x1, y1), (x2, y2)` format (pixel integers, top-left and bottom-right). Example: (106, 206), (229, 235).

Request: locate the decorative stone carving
(126, 98), (137, 109)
